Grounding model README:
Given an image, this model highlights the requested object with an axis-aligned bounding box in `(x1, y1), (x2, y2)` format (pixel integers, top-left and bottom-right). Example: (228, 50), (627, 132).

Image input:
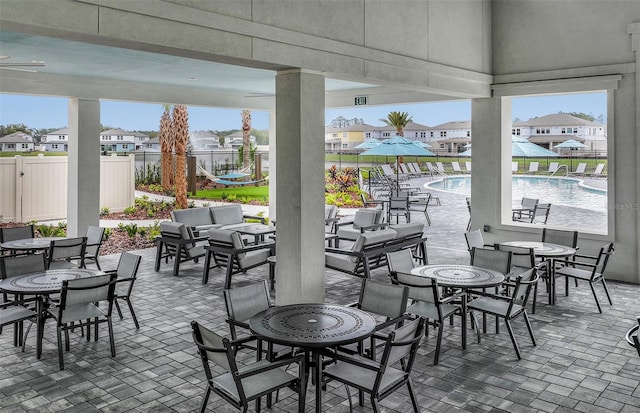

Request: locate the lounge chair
(527, 162), (539, 174)
(436, 162), (446, 174)
(570, 162), (587, 176)
(465, 161), (472, 173)
(451, 161), (463, 174)
(512, 161), (519, 173)
(591, 163), (606, 177)
(546, 162), (559, 174)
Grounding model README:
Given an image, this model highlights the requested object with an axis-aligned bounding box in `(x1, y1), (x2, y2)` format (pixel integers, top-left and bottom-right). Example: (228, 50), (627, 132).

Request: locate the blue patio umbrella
(354, 139), (381, 150)
(412, 140), (432, 148)
(555, 139), (587, 171)
(360, 135), (435, 190)
(460, 137), (558, 157)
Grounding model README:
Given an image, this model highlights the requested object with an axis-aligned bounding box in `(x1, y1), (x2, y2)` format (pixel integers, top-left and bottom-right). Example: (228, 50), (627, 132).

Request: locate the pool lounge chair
(451, 161), (463, 174)
(570, 162), (587, 176)
(512, 162), (519, 173)
(527, 162), (539, 174)
(591, 163), (606, 178)
(465, 161), (472, 173)
(546, 162), (559, 174)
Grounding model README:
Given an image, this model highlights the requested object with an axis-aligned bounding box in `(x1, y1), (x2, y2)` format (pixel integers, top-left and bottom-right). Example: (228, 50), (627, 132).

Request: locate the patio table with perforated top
(250, 303), (377, 412)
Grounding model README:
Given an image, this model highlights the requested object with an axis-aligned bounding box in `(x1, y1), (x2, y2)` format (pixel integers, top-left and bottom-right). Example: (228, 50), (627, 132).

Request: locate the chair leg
(199, 387), (212, 413)
(114, 299), (124, 320)
(589, 282), (603, 313)
(434, 322), (444, 365)
(531, 282), (538, 314)
(523, 312), (536, 346)
(95, 256), (101, 271)
(601, 278), (613, 305)
(57, 326), (65, 370)
(470, 312), (481, 343)
(126, 298), (140, 329)
(407, 380), (420, 413)
(504, 319), (522, 360)
(108, 317), (116, 357)
(371, 397), (380, 413)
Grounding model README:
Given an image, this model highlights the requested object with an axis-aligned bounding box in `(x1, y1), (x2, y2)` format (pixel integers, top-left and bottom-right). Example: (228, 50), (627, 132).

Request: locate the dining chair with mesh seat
(83, 226), (105, 270)
(0, 225), (35, 256)
(387, 196), (410, 224)
(467, 268), (539, 360)
(495, 244), (540, 313)
(223, 280), (292, 361)
(470, 247), (512, 332)
(554, 243), (615, 313)
(387, 269), (462, 365)
(542, 228), (579, 287)
(464, 229), (494, 256)
(191, 320), (306, 413)
(46, 236), (87, 270)
(408, 193), (431, 226)
(346, 278), (409, 360)
(323, 316), (425, 413)
(106, 252), (142, 329)
(46, 273), (117, 370)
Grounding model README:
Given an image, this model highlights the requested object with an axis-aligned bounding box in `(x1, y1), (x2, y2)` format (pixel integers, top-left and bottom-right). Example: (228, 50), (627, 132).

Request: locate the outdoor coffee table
(499, 241), (576, 305)
(235, 224), (276, 245)
(410, 264), (504, 349)
(250, 303), (377, 412)
(0, 268), (104, 358)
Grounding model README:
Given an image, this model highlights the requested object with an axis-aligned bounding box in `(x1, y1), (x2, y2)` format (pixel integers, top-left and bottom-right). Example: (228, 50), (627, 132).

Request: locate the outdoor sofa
(171, 204), (266, 234)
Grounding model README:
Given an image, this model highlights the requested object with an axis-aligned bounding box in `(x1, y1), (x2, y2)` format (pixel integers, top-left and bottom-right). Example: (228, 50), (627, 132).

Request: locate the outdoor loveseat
(171, 204), (266, 234)
(325, 222), (427, 279)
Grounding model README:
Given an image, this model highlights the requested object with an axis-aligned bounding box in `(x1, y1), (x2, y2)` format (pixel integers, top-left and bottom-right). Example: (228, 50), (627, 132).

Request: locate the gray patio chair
(0, 225), (35, 256)
(223, 280), (292, 361)
(468, 268), (539, 360)
(46, 236), (87, 270)
(323, 316), (425, 413)
(541, 228), (579, 286)
(106, 252), (142, 329)
(495, 244), (540, 313)
(190, 320), (305, 413)
(387, 265), (462, 365)
(470, 247), (512, 333)
(334, 208), (385, 246)
(513, 203), (551, 224)
(46, 273), (117, 370)
(203, 228), (273, 289)
(387, 196), (409, 224)
(408, 193), (431, 226)
(155, 222), (208, 277)
(464, 229), (493, 257)
(554, 243), (614, 313)
(83, 225), (105, 270)
(625, 316), (640, 357)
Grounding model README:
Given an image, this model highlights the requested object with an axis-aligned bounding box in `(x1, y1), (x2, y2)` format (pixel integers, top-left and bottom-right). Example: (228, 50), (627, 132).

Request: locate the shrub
(118, 223), (138, 239)
(124, 206), (137, 216)
(37, 224), (65, 237)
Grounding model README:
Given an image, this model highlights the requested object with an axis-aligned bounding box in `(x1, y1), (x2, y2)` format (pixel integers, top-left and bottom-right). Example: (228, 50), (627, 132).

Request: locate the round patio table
(0, 268), (103, 358)
(1, 237), (65, 253)
(499, 241), (576, 305)
(411, 264), (504, 349)
(250, 303), (377, 413)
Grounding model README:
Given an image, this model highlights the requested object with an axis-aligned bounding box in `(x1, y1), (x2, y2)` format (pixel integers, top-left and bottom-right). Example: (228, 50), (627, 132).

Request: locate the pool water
(427, 176), (608, 212)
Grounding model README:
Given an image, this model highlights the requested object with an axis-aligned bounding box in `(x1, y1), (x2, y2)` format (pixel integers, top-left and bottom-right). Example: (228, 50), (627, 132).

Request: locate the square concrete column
(275, 69), (325, 304)
(67, 98), (100, 237)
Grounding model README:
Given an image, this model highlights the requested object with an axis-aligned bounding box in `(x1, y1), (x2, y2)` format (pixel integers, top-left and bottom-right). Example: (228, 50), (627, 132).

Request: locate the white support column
(67, 98), (100, 237)
(268, 111), (276, 223)
(274, 69), (325, 305)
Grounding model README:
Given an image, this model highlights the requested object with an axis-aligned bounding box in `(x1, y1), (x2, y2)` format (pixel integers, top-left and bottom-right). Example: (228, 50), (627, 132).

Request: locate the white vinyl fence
(0, 155), (135, 223)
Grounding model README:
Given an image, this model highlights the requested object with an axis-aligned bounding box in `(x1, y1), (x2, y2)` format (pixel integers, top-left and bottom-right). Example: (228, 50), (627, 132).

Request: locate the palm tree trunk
(242, 109), (251, 171)
(173, 105), (189, 209)
(159, 107), (174, 190)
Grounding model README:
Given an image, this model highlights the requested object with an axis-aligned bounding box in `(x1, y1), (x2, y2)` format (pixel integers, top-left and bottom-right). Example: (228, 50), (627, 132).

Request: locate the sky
(0, 91), (606, 132)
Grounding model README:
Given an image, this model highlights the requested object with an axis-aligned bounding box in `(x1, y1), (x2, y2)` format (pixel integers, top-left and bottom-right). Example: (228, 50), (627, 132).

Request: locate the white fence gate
(0, 155), (135, 223)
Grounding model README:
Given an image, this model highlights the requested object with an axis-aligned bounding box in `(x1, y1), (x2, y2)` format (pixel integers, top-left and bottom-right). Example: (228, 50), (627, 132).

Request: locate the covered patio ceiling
(0, 29), (462, 111)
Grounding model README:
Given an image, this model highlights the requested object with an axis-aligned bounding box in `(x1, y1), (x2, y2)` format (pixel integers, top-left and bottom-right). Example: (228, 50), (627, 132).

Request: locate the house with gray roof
(513, 113), (606, 152)
(0, 131), (34, 152)
(41, 127), (69, 152)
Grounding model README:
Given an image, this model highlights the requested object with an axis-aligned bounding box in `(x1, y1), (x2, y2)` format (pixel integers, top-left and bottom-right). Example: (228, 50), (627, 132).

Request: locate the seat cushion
(239, 249), (271, 269)
(207, 228), (247, 259)
(210, 205), (244, 225)
(325, 252), (357, 273)
(390, 223), (424, 239)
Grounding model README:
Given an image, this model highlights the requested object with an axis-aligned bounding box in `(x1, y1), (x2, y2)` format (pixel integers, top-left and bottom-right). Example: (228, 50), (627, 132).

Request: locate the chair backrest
(436, 162), (445, 172)
(386, 249), (417, 275)
(465, 161), (471, 172)
(528, 162), (539, 172)
(593, 243), (615, 277)
(114, 252), (142, 296)
(85, 225), (105, 255)
(451, 161), (461, 172)
(358, 279), (409, 320)
(389, 270), (439, 304)
(191, 320), (236, 383)
(593, 163), (605, 174)
(548, 162), (559, 173)
(210, 204), (244, 225)
(353, 208), (382, 229)
(464, 229), (485, 251)
(224, 280), (271, 324)
(574, 163), (587, 173)
(0, 225), (34, 243)
(59, 273), (116, 309)
(541, 228), (578, 248)
(471, 247), (512, 275)
(512, 161), (518, 172)
(47, 237), (87, 267)
(507, 268), (538, 315)
(0, 253), (46, 279)
(160, 221), (197, 251)
(521, 197), (539, 209)
(496, 244), (535, 273)
(325, 204), (338, 220)
(533, 203), (551, 224)
(376, 317), (425, 385)
(388, 196), (409, 210)
(207, 228), (247, 259)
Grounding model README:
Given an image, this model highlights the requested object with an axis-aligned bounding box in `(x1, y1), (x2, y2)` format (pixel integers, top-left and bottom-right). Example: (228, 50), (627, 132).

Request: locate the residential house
(371, 121), (431, 141)
(132, 132), (150, 149)
(139, 137), (160, 151)
(191, 130), (221, 150)
(41, 127), (69, 152)
(512, 113), (606, 153)
(224, 131), (256, 150)
(0, 131), (34, 152)
(100, 129), (135, 153)
(324, 123), (373, 151)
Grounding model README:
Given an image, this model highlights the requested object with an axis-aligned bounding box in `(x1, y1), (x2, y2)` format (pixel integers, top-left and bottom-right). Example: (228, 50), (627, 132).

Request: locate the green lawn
(0, 151), (67, 157)
(194, 185), (269, 202)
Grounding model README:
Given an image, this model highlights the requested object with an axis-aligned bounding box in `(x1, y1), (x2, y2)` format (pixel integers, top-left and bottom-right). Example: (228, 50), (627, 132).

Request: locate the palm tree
(173, 105), (189, 209)
(241, 109), (252, 171)
(159, 105), (174, 190)
(380, 111), (413, 137)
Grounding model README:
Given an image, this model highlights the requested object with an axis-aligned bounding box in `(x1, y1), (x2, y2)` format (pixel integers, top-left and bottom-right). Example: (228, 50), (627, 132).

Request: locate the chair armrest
(243, 214), (266, 224)
(208, 241), (275, 255)
(237, 353), (305, 378)
(226, 318), (250, 331)
(469, 290), (511, 302)
(334, 218), (355, 229)
(322, 348), (381, 370)
(360, 223), (387, 232)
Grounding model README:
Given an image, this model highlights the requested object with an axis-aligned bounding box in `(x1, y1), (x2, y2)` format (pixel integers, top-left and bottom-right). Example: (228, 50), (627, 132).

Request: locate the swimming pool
(427, 176), (608, 212)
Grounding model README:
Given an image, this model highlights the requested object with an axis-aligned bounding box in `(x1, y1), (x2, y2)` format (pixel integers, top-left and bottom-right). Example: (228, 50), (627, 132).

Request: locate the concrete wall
(471, 1), (640, 283)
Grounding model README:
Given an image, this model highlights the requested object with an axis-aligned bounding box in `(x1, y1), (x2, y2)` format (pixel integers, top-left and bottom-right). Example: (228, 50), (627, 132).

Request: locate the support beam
(67, 98), (100, 237)
(274, 69), (325, 304)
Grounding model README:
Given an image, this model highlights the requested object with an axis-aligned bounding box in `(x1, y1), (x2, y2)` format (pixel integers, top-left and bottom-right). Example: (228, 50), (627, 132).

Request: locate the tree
(559, 111), (596, 122)
(0, 123), (30, 137)
(380, 111), (413, 136)
(173, 105), (189, 209)
(241, 109), (251, 170)
(158, 105), (174, 190)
